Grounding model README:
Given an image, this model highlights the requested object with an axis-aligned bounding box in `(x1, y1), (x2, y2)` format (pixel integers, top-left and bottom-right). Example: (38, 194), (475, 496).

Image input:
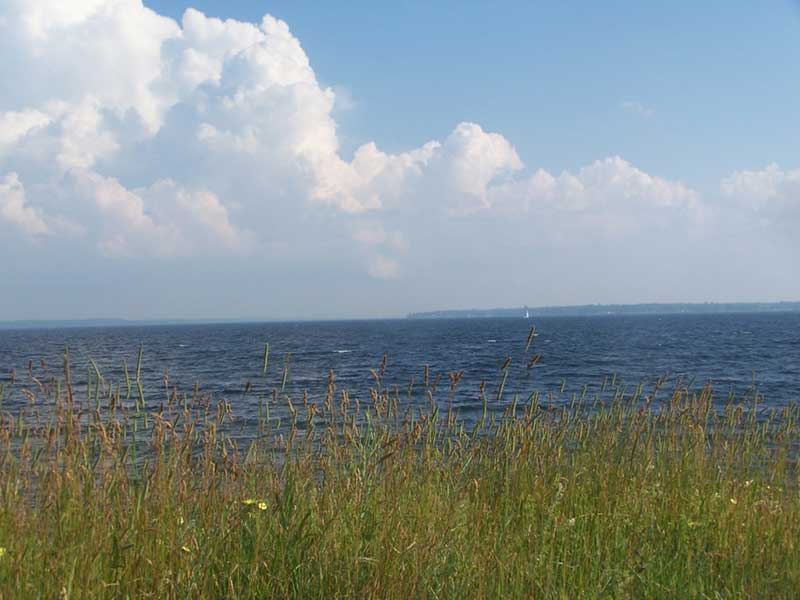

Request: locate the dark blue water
(0, 314), (798, 434)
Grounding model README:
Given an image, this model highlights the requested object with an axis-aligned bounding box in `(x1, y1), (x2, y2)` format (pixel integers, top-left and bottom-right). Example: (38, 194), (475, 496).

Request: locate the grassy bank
(0, 349), (798, 598)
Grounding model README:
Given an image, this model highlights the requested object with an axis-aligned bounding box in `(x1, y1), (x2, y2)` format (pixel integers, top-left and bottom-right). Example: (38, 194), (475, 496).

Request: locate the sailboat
(525, 308), (530, 319)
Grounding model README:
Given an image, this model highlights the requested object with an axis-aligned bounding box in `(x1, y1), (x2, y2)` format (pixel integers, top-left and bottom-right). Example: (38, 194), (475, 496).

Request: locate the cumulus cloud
(0, 109), (50, 153)
(0, 0), (180, 133)
(0, 0), (703, 258)
(432, 122), (524, 211)
(0, 0), (794, 312)
(721, 164), (800, 232)
(66, 172), (256, 257)
(721, 164), (800, 206)
(488, 156), (705, 238)
(0, 172), (51, 235)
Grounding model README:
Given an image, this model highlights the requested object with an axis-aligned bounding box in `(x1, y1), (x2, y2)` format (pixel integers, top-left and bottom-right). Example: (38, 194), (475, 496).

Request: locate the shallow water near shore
(0, 312), (798, 435)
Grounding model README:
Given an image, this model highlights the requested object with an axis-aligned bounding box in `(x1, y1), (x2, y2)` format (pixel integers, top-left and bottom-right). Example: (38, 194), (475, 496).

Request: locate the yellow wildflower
(242, 499), (257, 506)
(181, 545), (191, 553)
(258, 502), (268, 511)
(0, 547), (6, 558)
(730, 498), (737, 505)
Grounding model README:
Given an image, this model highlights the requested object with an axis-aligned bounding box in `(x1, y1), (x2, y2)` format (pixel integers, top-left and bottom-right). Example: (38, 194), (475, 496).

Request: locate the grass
(0, 342), (798, 599)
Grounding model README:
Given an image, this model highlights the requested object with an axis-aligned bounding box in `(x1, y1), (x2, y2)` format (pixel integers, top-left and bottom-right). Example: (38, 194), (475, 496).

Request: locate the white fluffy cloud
(0, 0), (794, 298)
(64, 171), (254, 256)
(488, 156), (705, 238)
(0, 109), (50, 153)
(0, 173), (50, 235)
(0, 0), (179, 133)
(716, 164), (800, 254)
(721, 164), (800, 226)
(0, 0), (532, 262)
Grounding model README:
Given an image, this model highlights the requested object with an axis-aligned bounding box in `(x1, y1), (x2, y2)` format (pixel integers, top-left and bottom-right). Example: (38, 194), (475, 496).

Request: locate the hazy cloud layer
(0, 1), (796, 318)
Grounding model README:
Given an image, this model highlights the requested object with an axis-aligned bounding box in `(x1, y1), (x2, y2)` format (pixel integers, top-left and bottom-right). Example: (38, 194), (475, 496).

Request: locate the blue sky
(0, 1), (798, 320)
(147, 0), (800, 187)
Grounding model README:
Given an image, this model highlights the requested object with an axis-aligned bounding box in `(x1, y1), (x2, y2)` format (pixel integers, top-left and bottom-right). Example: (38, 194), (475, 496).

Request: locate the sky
(0, 0), (798, 320)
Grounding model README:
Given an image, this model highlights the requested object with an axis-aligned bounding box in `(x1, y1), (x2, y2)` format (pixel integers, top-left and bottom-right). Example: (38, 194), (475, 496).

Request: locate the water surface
(0, 313), (797, 435)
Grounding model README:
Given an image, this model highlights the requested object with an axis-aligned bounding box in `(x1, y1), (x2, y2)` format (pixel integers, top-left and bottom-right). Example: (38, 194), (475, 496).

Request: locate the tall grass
(0, 344), (798, 598)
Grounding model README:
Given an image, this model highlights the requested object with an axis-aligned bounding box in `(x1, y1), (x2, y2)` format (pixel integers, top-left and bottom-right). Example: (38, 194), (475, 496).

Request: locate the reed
(0, 346), (797, 599)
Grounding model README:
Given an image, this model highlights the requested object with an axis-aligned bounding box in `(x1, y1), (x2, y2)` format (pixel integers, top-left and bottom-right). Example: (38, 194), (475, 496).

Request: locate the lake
(1, 313), (798, 437)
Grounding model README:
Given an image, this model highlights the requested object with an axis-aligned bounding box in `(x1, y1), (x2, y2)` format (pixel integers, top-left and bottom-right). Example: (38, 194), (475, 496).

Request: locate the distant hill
(3, 303), (799, 330)
(407, 302), (800, 319)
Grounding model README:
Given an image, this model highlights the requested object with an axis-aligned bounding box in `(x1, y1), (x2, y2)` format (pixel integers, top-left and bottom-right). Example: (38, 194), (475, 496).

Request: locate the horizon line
(1, 299), (799, 329)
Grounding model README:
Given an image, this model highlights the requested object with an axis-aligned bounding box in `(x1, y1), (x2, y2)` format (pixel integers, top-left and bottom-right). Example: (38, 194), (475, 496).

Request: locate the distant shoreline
(407, 301), (800, 320)
(2, 301), (799, 331)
